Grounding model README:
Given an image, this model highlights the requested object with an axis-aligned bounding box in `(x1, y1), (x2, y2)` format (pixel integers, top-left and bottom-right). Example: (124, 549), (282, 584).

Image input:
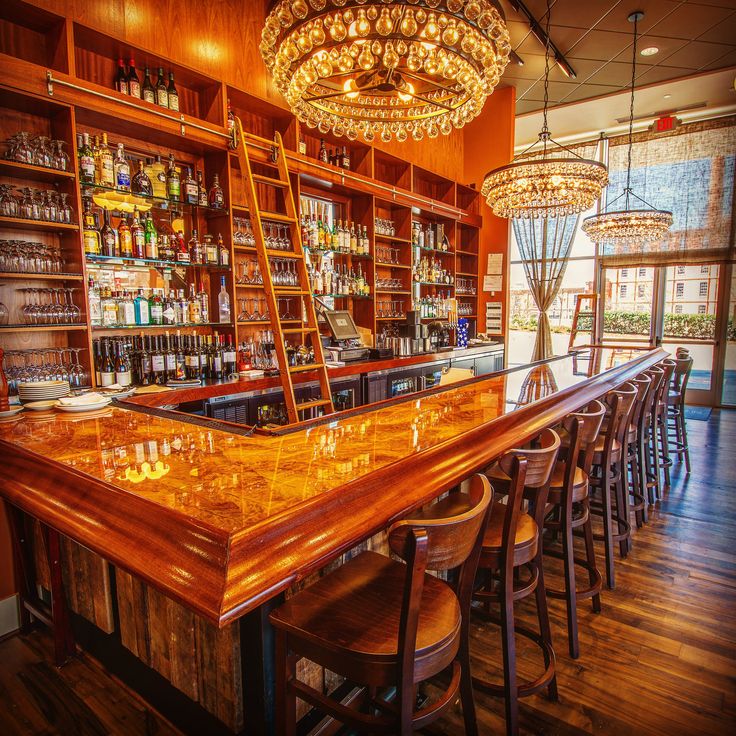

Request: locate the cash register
(323, 310), (371, 363)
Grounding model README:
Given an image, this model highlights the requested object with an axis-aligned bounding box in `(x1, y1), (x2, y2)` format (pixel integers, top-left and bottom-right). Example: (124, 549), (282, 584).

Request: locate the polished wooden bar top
(0, 348), (665, 625)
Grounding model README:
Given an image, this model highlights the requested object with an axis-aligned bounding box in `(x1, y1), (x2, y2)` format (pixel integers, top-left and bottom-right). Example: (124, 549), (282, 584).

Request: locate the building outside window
(698, 304), (707, 314)
(676, 282), (685, 298)
(677, 265), (686, 275)
(675, 304), (683, 314)
(701, 264), (709, 274)
(638, 284), (645, 298)
(639, 267), (647, 276)
(699, 282), (708, 298)
(620, 284), (627, 298)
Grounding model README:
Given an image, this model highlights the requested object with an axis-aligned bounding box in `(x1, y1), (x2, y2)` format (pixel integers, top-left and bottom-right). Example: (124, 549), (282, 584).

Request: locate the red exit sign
(650, 115), (680, 133)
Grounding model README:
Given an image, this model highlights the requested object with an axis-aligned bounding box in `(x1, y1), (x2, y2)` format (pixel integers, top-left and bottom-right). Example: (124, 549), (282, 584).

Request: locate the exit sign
(650, 115), (680, 134)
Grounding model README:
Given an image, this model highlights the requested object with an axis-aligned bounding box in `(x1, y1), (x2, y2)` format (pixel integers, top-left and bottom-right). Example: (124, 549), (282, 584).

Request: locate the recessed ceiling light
(663, 93), (672, 99)
(640, 46), (659, 56)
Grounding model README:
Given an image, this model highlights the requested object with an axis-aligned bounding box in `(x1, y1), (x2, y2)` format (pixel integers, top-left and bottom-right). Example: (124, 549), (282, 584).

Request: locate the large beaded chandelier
(582, 11), (672, 246)
(482, 0), (607, 219)
(260, 1), (512, 143)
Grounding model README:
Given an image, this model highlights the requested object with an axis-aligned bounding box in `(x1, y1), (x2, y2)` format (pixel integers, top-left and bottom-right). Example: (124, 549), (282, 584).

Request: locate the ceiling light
(640, 46), (659, 56)
(260, 1), (512, 143)
(663, 93), (671, 99)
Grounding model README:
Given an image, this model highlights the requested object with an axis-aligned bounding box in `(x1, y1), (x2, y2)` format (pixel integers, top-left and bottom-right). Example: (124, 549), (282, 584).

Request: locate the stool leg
(637, 432), (649, 523)
(459, 630), (479, 736)
(659, 414), (671, 490)
(275, 630), (296, 736)
(582, 499), (601, 613)
(614, 466), (629, 558)
(629, 448), (644, 528)
(679, 404), (691, 473)
(601, 463), (616, 589)
(499, 568), (519, 736)
(533, 555), (558, 701)
(650, 422), (662, 502)
(561, 502), (579, 659)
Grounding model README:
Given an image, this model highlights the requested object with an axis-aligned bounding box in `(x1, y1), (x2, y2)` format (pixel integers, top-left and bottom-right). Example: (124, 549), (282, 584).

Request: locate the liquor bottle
(164, 333), (177, 380)
(100, 341), (116, 387)
(101, 208), (116, 257)
(188, 284), (201, 324)
(138, 336), (152, 386)
(204, 234), (218, 265)
(208, 174), (224, 209)
(197, 282), (210, 323)
(142, 67), (155, 103)
(167, 72), (179, 111)
(98, 133), (115, 188)
(217, 233), (229, 266)
(115, 58), (129, 95)
(341, 146), (350, 170)
(151, 336), (165, 384)
(79, 132), (95, 184)
(298, 135), (307, 155)
(120, 290), (135, 325)
(318, 138), (328, 164)
(175, 289), (187, 324)
(196, 170), (208, 206)
(149, 289), (164, 325)
(88, 277), (101, 326)
(144, 212), (158, 259)
(82, 198), (100, 255)
(227, 99), (235, 134)
(166, 154), (180, 201)
(223, 336), (236, 377)
(131, 160), (153, 196)
(128, 58), (141, 98)
(92, 135), (101, 184)
(174, 331), (186, 379)
(155, 67), (168, 107)
(211, 335), (223, 381)
(101, 287), (118, 327)
(176, 230), (190, 263)
(196, 336), (207, 380)
(188, 229), (202, 264)
(163, 291), (177, 325)
(218, 277), (231, 323)
(114, 341), (132, 386)
(131, 207), (145, 258)
(118, 213), (133, 257)
(146, 155), (167, 198)
(114, 143), (131, 191)
(134, 289), (150, 325)
(185, 335), (199, 379)
(183, 167), (198, 205)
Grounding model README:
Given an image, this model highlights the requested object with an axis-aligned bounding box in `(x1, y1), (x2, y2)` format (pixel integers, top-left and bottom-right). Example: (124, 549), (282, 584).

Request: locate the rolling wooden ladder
(230, 118), (334, 424)
(568, 293), (599, 350)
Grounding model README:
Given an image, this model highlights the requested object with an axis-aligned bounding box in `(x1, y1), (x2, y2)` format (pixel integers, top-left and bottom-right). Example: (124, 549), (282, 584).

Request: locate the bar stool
(642, 365), (665, 505)
(543, 400), (606, 659)
(667, 355), (693, 473)
(626, 373), (653, 528)
(588, 382), (637, 589)
(476, 428), (560, 736)
(269, 474), (493, 736)
(655, 359), (676, 490)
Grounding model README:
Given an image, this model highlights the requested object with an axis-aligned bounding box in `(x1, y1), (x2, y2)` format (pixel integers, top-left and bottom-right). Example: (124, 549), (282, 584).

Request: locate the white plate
(24, 400), (59, 411)
(0, 406), (24, 418)
(56, 399), (112, 413)
(18, 380), (68, 388)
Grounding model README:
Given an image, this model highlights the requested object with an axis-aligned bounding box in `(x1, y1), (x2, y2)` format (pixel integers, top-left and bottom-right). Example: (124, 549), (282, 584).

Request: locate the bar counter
(0, 347), (664, 628)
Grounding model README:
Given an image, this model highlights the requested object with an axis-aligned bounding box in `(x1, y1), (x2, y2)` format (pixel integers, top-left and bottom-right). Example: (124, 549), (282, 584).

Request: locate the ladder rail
(568, 293), (599, 350)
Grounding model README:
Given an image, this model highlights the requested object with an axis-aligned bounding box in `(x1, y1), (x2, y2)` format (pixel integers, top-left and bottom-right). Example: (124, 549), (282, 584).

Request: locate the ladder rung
(282, 327), (318, 334)
(253, 174), (288, 188)
(261, 211), (296, 224)
(296, 398), (333, 412)
(274, 288), (310, 295)
(289, 363), (325, 373)
(577, 312), (595, 318)
(266, 250), (302, 259)
(242, 130), (281, 147)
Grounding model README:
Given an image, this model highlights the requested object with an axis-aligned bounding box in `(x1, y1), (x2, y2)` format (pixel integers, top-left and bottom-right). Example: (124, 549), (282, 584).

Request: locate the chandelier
(260, 1), (512, 143)
(582, 11), (672, 246)
(481, 0), (607, 219)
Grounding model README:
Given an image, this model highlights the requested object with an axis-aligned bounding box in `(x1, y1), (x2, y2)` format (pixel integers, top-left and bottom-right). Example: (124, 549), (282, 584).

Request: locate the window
(698, 304), (707, 314)
(638, 284), (645, 298)
(619, 284), (628, 298)
(699, 282), (708, 298)
(674, 304), (683, 314)
(677, 265), (686, 275)
(621, 268), (629, 278)
(639, 267), (647, 277)
(676, 282), (684, 298)
(701, 265), (709, 274)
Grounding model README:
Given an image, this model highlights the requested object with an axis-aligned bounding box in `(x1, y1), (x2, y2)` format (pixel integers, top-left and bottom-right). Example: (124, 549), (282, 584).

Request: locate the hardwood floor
(0, 410), (734, 735)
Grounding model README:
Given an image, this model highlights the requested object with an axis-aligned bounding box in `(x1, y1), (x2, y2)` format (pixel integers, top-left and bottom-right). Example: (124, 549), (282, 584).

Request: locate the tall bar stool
(588, 382), (637, 589)
(655, 359), (676, 490)
(543, 400), (606, 659)
(626, 373), (653, 528)
(642, 365), (666, 504)
(476, 428), (560, 736)
(667, 355), (693, 473)
(269, 474), (493, 736)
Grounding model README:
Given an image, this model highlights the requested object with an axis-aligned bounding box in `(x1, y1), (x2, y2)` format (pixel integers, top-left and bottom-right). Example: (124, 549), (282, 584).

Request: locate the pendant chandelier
(481, 0), (607, 219)
(582, 11), (673, 246)
(260, 1), (512, 143)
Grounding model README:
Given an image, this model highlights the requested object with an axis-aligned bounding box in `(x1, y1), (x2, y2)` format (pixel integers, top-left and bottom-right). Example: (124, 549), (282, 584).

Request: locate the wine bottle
(144, 213), (158, 259)
(79, 132), (95, 185)
(101, 208), (116, 257)
(115, 342), (132, 386)
(142, 67), (155, 103)
(156, 67), (168, 107)
(167, 72), (179, 111)
(128, 58), (141, 98)
(166, 154), (180, 201)
(115, 58), (129, 95)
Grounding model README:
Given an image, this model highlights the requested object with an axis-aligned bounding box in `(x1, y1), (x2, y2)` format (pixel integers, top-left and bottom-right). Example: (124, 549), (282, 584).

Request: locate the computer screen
(324, 310), (361, 341)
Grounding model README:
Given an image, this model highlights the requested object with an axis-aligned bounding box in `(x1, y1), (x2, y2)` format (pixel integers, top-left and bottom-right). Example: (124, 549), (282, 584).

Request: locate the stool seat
(547, 462), (588, 505)
(481, 501), (538, 567)
(270, 550), (461, 686)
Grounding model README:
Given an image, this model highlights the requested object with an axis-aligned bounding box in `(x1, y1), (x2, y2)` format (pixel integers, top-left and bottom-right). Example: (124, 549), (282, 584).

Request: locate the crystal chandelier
(582, 11), (672, 247)
(260, 1), (512, 143)
(482, 0), (607, 219)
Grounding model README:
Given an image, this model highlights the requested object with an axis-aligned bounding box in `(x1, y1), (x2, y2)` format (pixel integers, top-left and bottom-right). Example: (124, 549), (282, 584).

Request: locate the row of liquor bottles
(114, 59), (180, 112)
(300, 200), (370, 254)
(88, 279), (230, 327)
(412, 221), (450, 251)
(94, 332), (238, 387)
(77, 131), (224, 206)
(310, 262), (371, 297)
(413, 256), (455, 285)
(83, 202), (229, 266)
(414, 294), (456, 321)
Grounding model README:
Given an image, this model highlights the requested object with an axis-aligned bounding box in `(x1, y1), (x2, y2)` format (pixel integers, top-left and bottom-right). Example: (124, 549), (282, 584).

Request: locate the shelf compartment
(456, 271), (478, 277)
(0, 216), (78, 232)
(298, 128), (372, 178)
(85, 254), (230, 271)
(0, 323), (86, 332)
(412, 166), (455, 207)
(376, 262), (411, 270)
(0, 271), (83, 281)
(81, 183), (227, 215)
(374, 233), (411, 244)
(0, 159), (76, 183)
(374, 149), (411, 190)
(456, 184), (480, 215)
(91, 322), (230, 332)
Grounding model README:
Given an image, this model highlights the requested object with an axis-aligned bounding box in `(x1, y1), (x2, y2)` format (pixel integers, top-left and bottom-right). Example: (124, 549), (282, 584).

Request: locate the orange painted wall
(462, 86), (516, 338)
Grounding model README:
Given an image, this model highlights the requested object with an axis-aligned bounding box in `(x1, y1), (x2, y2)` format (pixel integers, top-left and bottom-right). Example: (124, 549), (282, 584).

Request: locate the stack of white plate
(18, 380), (70, 404)
(56, 393), (112, 413)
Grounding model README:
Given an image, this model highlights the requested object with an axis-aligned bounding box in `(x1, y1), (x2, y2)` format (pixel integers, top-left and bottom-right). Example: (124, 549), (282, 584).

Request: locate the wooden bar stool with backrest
(588, 382), (637, 589)
(626, 373), (653, 528)
(642, 365), (665, 505)
(543, 400), (606, 659)
(475, 428), (560, 736)
(269, 474), (493, 736)
(667, 354), (693, 473)
(656, 359), (676, 490)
